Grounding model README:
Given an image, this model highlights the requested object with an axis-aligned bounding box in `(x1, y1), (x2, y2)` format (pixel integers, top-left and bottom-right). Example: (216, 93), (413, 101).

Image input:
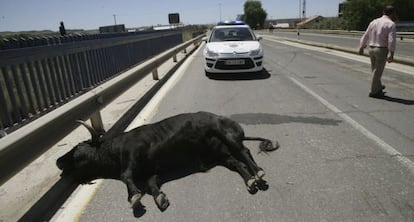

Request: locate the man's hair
(383, 5), (394, 16)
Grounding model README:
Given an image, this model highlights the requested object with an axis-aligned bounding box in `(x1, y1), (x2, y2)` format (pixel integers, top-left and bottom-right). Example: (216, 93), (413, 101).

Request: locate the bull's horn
(76, 120), (100, 145)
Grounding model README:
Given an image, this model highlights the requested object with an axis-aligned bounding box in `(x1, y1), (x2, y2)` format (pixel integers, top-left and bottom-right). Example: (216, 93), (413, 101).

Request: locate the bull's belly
(144, 138), (228, 175)
(148, 148), (221, 173)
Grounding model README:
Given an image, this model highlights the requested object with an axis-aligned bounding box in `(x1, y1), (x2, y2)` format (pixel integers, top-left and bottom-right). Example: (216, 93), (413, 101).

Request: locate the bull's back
(122, 112), (243, 166)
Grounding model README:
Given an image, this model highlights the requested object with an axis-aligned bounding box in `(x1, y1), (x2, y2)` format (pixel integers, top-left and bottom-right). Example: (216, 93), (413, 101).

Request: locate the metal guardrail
(260, 33), (414, 67)
(0, 31), (182, 134)
(0, 34), (205, 186)
(273, 29), (414, 39)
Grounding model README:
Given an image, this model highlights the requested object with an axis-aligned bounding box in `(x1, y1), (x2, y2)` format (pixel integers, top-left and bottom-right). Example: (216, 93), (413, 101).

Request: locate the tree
(342, 0), (414, 31)
(392, 0), (414, 21)
(342, 0), (383, 30)
(241, 1), (267, 29)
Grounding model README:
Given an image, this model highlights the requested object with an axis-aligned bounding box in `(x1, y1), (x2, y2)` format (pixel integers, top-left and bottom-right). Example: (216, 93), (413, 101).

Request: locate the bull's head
(56, 121), (103, 184)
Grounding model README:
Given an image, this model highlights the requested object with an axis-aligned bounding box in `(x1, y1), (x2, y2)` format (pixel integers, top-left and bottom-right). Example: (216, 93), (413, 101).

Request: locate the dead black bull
(56, 111), (279, 212)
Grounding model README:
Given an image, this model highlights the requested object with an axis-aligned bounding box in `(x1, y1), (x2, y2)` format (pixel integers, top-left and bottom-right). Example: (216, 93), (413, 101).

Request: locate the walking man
(359, 5), (396, 98)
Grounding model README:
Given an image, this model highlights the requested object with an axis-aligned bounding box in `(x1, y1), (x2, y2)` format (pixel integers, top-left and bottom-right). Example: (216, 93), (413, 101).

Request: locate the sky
(0, 0), (344, 32)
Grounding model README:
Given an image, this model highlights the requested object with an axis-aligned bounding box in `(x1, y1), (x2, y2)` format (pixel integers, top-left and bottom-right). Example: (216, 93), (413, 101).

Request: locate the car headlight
(250, 48), (262, 56)
(205, 49), (219, 58)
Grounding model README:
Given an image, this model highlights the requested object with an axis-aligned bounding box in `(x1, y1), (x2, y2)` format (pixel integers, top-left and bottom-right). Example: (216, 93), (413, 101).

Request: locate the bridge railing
(269, 29), (414, 40)
(0, 30), (182, 135)
(0, 30), (178, 50)
(0, 33), (205, 187)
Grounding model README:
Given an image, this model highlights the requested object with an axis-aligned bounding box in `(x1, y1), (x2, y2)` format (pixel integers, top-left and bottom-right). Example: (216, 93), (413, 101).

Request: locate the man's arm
(387, 23), (397, 63)
(359, 23), (372, 55)
(387, 51), (394, 63)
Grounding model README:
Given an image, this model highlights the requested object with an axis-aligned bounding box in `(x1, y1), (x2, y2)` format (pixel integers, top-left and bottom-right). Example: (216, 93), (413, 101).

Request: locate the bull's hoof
(155, 192), (170, 212)
(255, 170), (265, 180)
(256, 179), (269, 191)
(246, 178), (258, 194)
(130, 193), (143, 209)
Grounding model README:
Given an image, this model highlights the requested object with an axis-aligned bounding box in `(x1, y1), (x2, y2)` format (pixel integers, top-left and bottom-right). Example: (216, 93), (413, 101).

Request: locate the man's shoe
(369, 91), (386, 98)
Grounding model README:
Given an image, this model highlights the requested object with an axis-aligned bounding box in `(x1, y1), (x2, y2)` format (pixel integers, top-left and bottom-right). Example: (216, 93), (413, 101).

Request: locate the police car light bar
(217, 20), (245, 25)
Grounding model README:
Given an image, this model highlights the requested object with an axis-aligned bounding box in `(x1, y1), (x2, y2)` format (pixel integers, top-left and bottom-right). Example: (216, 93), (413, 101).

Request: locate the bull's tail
(243, 137), (279, 154)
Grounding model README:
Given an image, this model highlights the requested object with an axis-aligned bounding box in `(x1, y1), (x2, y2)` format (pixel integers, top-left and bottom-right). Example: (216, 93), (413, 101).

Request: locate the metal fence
(0, 30), (182, 134)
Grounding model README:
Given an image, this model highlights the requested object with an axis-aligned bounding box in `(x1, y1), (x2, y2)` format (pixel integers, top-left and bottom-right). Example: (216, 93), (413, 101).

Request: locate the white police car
(203, 21), (263, 75)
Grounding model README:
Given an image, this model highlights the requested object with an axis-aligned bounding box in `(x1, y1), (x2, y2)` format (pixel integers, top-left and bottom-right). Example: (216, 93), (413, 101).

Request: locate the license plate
(225, 59), (245, 65)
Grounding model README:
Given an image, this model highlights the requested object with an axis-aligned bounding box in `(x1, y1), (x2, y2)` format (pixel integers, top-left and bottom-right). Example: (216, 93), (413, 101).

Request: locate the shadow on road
(378, 95), (414, 105)
(206, 68), (271, 80)
(230, 113), (342, 126)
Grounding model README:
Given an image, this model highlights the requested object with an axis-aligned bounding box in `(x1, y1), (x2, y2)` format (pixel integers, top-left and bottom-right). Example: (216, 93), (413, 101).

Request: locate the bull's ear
(76, 120), (101, 146)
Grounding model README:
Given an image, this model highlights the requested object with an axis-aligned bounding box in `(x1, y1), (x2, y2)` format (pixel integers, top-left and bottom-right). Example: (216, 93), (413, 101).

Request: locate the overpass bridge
(1, 30), (414, 221)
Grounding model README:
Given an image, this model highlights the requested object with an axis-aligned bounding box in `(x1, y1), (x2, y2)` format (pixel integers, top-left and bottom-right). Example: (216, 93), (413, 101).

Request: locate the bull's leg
(121, 169), (143, 208)
(239, 148), (265, 180)
(239, 149), (269, 191)
(221, 156), (257, 193)
(146, 175), (170, 212)
(217, 134), (263, 184)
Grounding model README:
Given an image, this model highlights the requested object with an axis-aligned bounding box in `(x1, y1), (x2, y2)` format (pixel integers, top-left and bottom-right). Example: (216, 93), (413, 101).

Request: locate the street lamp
(113, 14), (117, 25)
(219, 3), (222, 21)
(297, 0), (301, 39)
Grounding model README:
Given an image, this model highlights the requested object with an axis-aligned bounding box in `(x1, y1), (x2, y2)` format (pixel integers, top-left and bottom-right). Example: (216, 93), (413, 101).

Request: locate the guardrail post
(90, 111), (105, 135)
(90, 96), (105, 134)
(173, 49), (178, 62)
(152, 68), (159, 80)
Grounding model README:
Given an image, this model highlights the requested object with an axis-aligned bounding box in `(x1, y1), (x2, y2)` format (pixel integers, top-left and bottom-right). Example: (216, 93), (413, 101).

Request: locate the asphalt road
(265, 31), (414, 59)
(76, 38), (414, 221)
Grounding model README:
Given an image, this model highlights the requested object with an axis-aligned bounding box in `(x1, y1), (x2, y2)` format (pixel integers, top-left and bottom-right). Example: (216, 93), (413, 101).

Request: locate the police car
(203, 21), (263, 75)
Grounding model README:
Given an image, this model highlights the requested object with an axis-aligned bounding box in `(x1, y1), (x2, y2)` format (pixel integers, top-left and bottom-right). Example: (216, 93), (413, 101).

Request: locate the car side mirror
(202, 37), (207, 42)
(256, 36), (263, 41)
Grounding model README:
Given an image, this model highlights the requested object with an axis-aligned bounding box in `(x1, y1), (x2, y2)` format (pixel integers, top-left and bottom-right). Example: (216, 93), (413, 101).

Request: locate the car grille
(220, 52), (249, 56)
(215, 58), (255, 70)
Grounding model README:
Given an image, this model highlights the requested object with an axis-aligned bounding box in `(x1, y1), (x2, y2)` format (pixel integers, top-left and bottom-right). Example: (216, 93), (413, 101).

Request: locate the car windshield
(210, 27), (254, 42)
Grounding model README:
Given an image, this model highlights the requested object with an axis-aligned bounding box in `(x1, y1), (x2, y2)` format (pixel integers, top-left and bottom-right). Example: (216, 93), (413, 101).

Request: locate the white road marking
(289, 76), (414, 175)
(264, 36), (414, 76)
(51, 44), (204, 222)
